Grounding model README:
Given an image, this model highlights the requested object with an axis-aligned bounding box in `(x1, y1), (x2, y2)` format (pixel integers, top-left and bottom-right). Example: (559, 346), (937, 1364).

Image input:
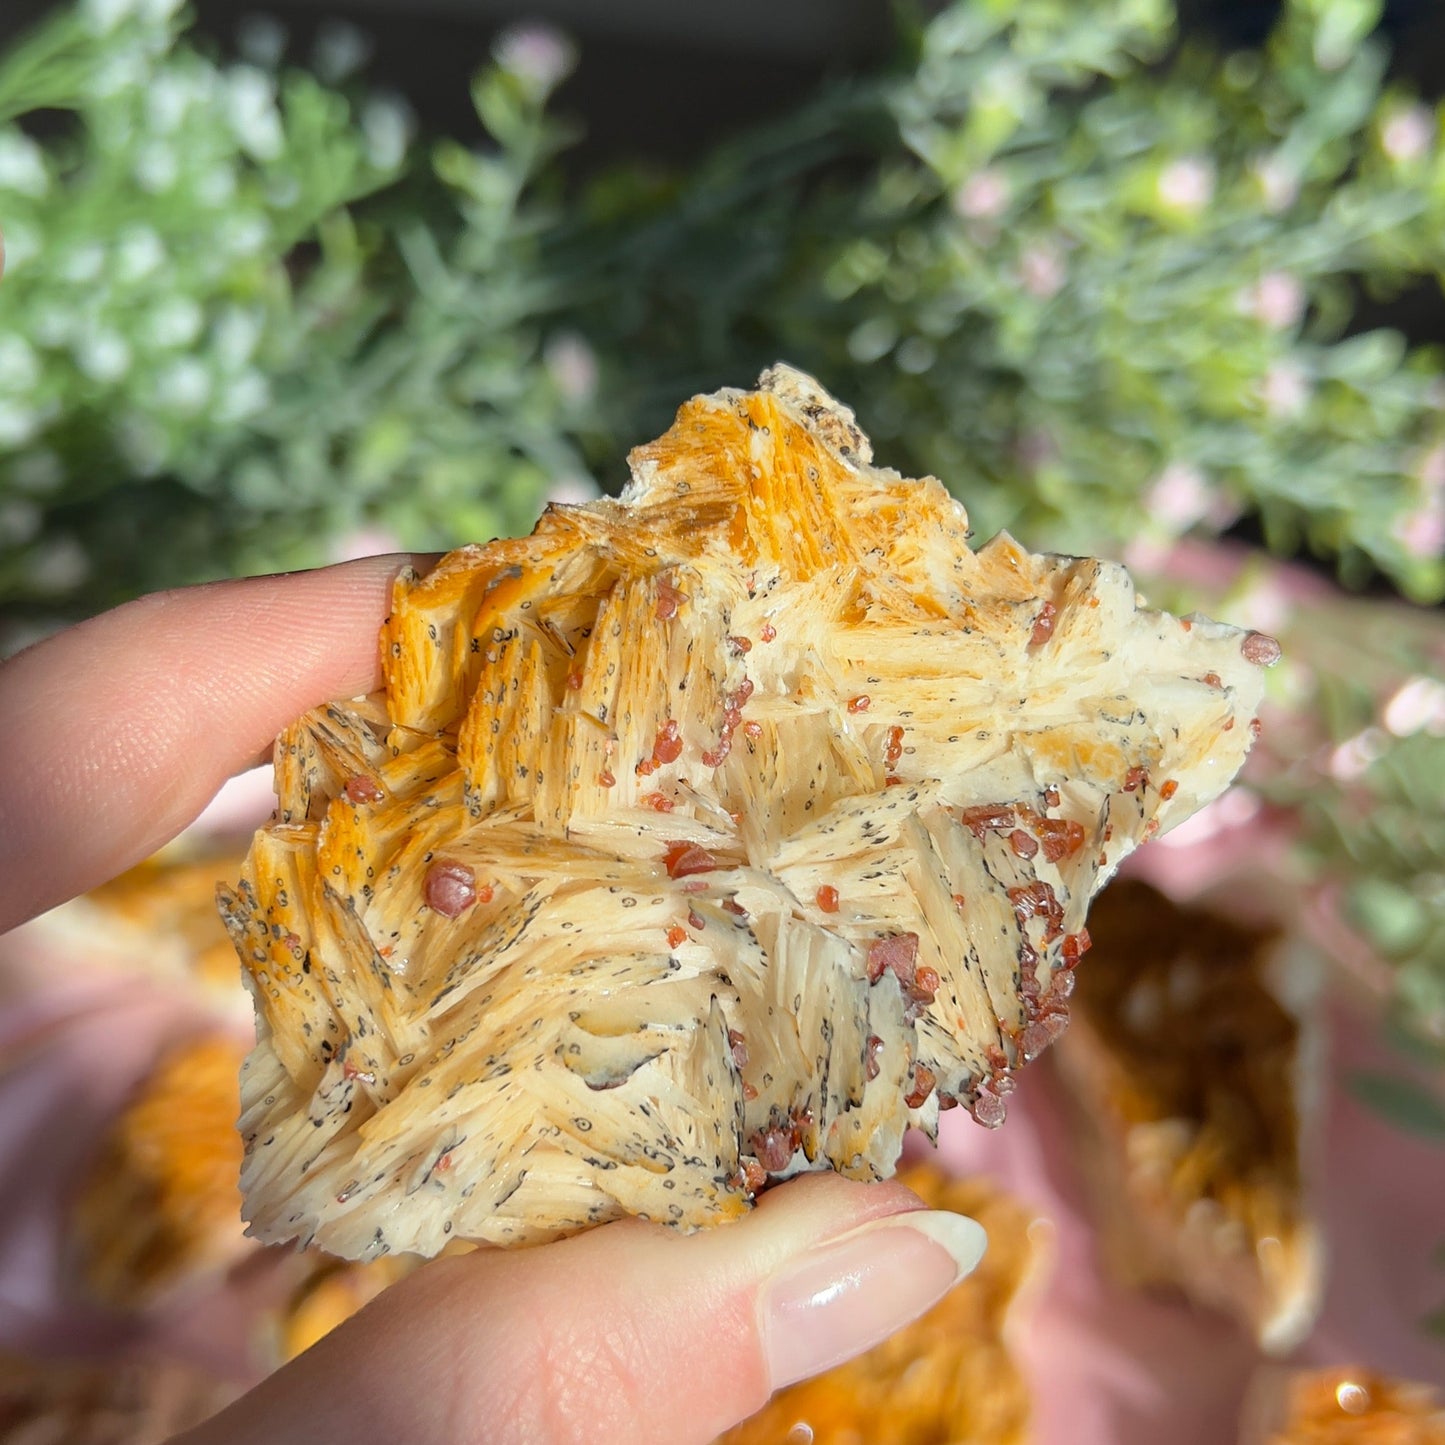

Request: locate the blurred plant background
(0, 0), (1441, 1091)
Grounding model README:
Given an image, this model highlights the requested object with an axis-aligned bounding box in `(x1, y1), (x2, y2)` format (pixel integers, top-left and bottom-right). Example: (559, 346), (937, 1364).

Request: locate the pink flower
(1145, 463), (1211, 532)
(1394, 495), (1445, 560)
(1381, 105), (1434, 164)
(1242, 271), (1305, 331)
(952, 167), (1009, 221)
(543, 332), (598, 404)
(1260, 363), (1310, 420)
(1252, 154), (1299, 214)
(493, 22), (575, 92)
(1157, 157), (1215, 214)
(1019, 243), (1065, 300)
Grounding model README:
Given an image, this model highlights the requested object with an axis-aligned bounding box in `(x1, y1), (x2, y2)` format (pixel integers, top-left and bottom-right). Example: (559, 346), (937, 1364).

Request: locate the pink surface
(1, 765), (1443, 1429)
(918, 1001), (1445, 1444)
(0, 923), (283, 1379)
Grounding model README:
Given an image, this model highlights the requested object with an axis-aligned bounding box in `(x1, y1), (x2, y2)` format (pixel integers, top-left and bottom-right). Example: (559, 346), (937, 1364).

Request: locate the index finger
(0, 554), (428, 934)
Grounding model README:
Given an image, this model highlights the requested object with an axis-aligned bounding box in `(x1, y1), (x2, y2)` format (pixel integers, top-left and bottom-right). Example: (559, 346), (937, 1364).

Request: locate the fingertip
(0, 553), (441, 932)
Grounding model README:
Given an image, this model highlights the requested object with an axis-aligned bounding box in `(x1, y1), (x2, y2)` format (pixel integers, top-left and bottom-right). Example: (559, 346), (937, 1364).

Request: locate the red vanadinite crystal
(904, 1063), (937, 1109)
(424, 861), (478, 918)
(1241, 631), (1282, 666)
(913, 965), (941, 1003)
(655, 577), (685, 621)
(728, 1029), (749, 1068)
(663, 841), (718, 879)
(960, 803), (1015, 837)
(866, 932), (919, 987)
(344, 775), (385, 805)
(1035, 817), (1085, 862)
(653, 720), (684, 763)
(1029, 600), (1058, 647)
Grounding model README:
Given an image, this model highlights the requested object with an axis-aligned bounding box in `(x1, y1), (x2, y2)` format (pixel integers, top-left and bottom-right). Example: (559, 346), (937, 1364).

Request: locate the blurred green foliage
(2, 0), (1445, 621)
(0, 0), (1442, 1056)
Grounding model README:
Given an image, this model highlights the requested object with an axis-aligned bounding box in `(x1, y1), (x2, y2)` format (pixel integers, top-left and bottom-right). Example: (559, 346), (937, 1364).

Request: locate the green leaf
(1351, 1071), (1445, 1140)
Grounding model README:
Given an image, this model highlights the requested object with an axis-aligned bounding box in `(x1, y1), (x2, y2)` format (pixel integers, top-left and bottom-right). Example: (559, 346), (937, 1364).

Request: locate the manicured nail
(758, 1209), (987, 1390)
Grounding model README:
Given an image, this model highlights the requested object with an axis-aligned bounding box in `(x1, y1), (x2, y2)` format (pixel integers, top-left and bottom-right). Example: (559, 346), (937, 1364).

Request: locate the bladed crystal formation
(221, 365), (1270, 1259)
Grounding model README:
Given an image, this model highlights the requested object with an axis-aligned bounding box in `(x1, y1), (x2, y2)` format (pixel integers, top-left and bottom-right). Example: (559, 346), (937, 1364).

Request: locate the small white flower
(31, 305), (75, 349)
(847, 317), (897, 364)
(1382, 105), (1434, 164)
(115, 225), (165, 283)
(952, 168), (1010, 221)
(1259, 362), (1310, 419)
(1242, 271), (1305, 331)
(146, 71), (195, 133)
(225, 215), (270, 257)
(1145, 462), (1211, 531)
(0, 133), (49, 198)
(134, 141), (178, 193)
(0, 221), (38, 274)
(1383, 675), (1445, 738)
(26, 537), (90, 595)
(1328, 727), (1386, 782)
(1251, 153), (1298, 214)
(145, 297), (205, 350)
(197, 164), (238, 208)
(544, 332), (598, 404)
(91, 47), (149, 98)
(314, 20), (372, 84)
(0, 500), (40, 546)
(0, 401), (38, 448)
(1157, 157), (1215, 215)
(0, 335), (39, 392)
(214, 306), (264, 371)
(157, 357), (211, 412)
(216, 372), (270, 423)
(1019, 242), (1065, 300)
(59, 242), (106, 285)
(227, 67), (285, 162)
(895, 336), (936, 374)
(362, 95), (414, 172)
(493, 23), (576, 92)
(76, 330), (132, 384)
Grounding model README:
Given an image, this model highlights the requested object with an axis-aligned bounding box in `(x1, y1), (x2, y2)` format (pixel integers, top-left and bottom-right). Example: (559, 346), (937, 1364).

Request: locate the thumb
(178, 1173), (986, 1445)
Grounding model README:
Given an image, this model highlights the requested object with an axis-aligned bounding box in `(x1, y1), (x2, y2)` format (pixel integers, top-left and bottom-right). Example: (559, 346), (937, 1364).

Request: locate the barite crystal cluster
(221, 365), (1270, 1260)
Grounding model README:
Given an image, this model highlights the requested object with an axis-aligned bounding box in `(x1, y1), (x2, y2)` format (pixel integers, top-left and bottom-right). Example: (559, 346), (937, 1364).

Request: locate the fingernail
(758, 1209), (987, 1390)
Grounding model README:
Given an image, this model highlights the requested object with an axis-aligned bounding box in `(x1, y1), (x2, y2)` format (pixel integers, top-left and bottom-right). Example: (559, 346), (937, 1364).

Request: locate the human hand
(0, 557), (986, 1445)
